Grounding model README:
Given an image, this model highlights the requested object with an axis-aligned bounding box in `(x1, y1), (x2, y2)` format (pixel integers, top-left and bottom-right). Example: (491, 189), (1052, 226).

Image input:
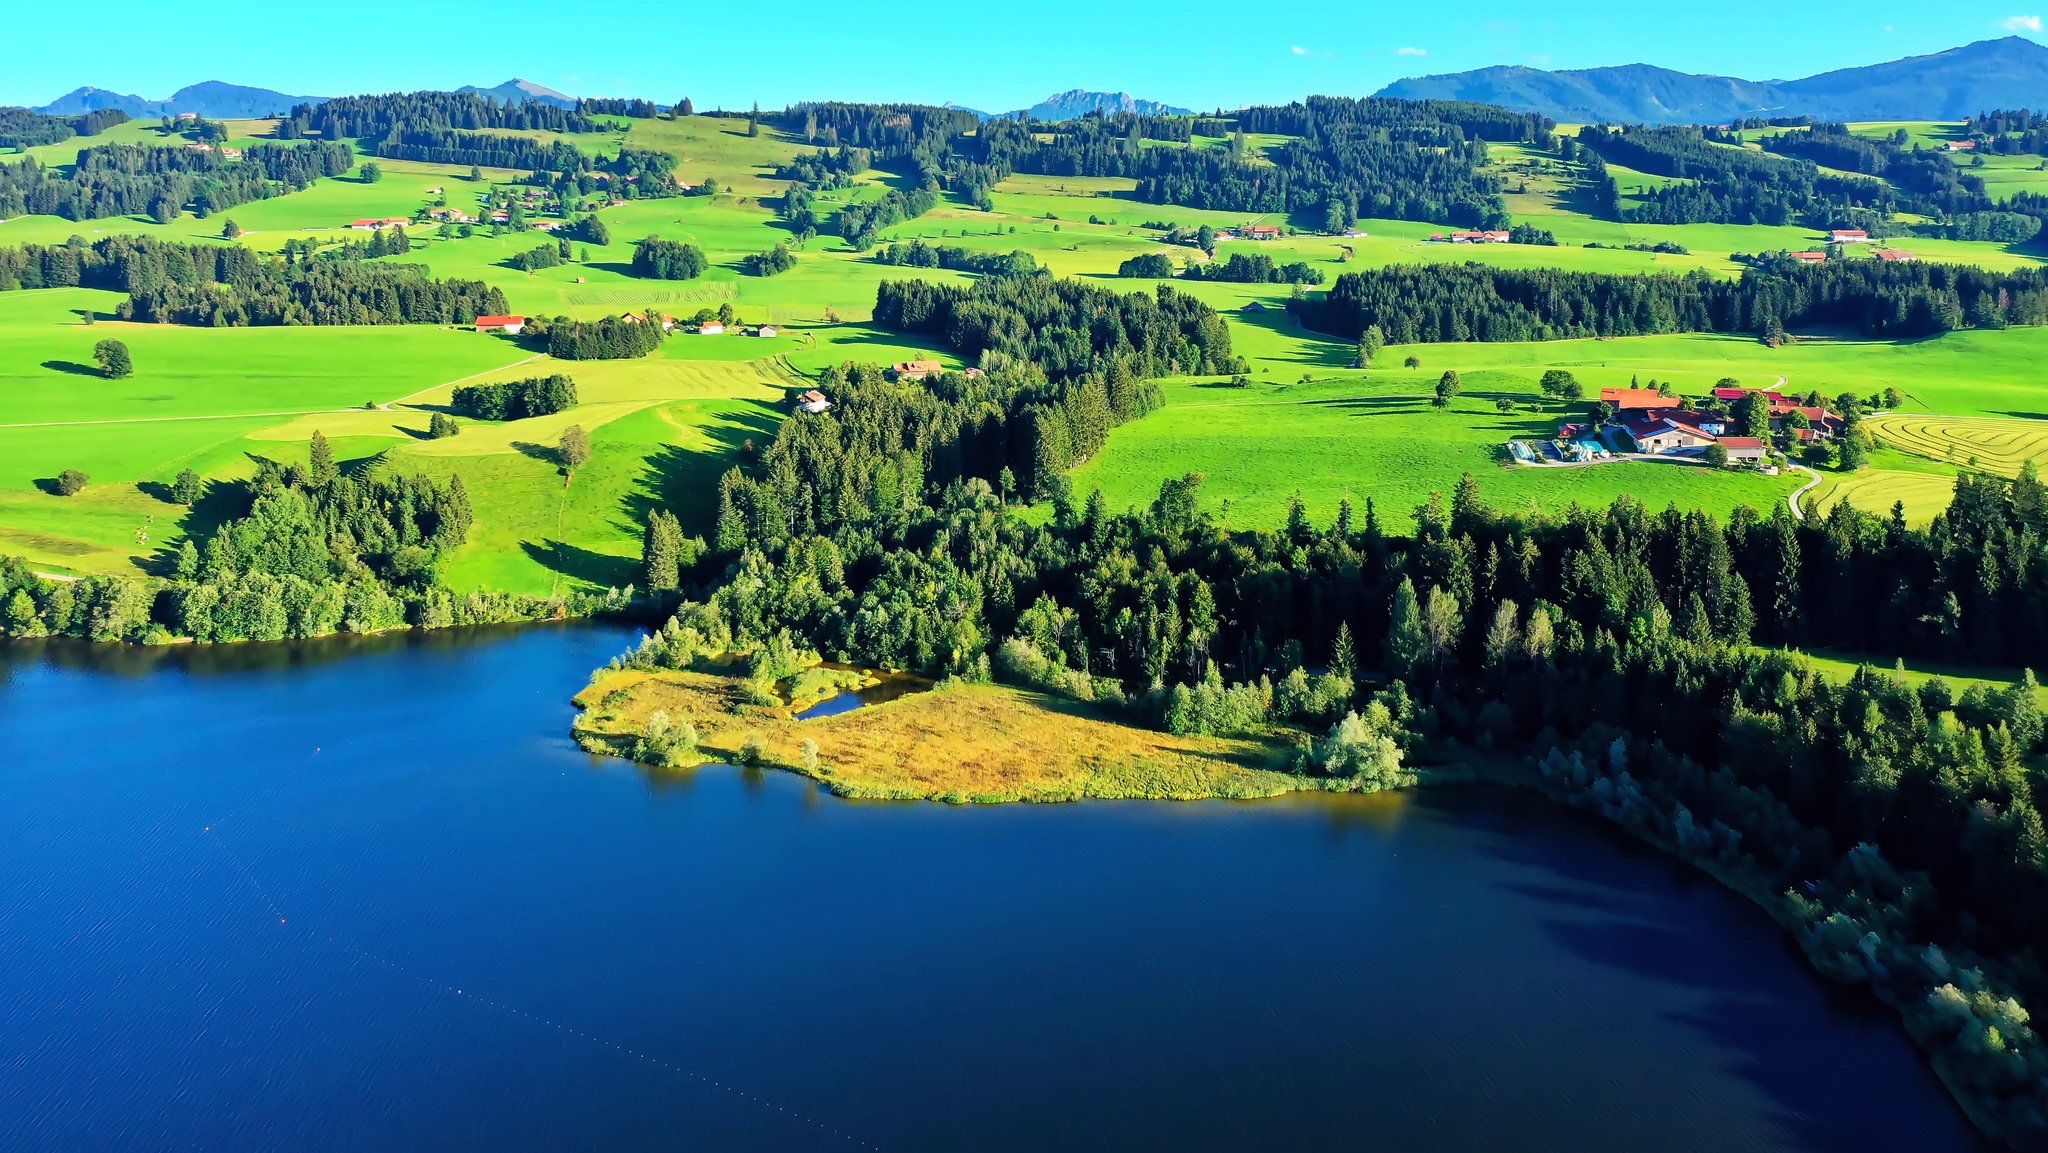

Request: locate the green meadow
(5, 111), (2048, 591)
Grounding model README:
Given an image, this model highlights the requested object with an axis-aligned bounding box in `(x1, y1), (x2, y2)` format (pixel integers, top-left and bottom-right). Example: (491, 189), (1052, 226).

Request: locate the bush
(55, 469), (89, 495)
(170, 468), (202, 504)
(1117, 253), (1175, 278)
(740, 243), (796, 276)
(428, 412), (459, 439)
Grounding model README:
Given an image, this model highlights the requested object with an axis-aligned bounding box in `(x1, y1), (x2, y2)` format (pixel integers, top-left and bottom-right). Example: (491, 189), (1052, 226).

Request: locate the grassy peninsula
(573, 666), (1323, 803)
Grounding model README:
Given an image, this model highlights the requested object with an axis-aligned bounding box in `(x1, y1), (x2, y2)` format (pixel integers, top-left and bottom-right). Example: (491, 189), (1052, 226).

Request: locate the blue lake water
(0, 624), (1985, 1152)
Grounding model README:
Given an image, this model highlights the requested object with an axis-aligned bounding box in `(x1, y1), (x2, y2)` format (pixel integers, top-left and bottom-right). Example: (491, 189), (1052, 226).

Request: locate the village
(1512, 382), (1847, 474)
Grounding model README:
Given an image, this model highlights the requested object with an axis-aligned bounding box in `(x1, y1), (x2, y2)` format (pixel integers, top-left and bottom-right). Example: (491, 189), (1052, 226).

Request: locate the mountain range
(27, 77), (573, 118)
(946, 90), (1194, 121)
(1376, 36), (2048, 124)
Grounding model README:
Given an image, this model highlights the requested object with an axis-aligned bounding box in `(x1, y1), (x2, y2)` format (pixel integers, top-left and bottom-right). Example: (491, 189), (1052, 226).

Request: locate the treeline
(450, 375), (578, 420)
(575, 97), (663, 119)
(872, 273), (1240, 384)
(0, 139), (353, 222)
(123, 259), (506, 327)
(630, 237), (707, 279)
(874, 239), (1038, 276)
(535, 314), (667, 359)
(1290, 259), (2048, 343)
(0, 106), (128, 148)
(972, 97), (1538, 228)
(1176, 251), (1323, 285)
(0, 234), (504, 327)
(283, 91), (601, 141)
(1578, 125), (1895, 226)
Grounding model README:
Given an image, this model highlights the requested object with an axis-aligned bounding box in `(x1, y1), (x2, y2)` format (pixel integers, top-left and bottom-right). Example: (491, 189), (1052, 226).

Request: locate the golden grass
(574, 667), (1313, 803)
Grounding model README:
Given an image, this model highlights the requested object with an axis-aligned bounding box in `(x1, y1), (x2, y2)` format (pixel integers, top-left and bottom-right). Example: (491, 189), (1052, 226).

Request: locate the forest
(1289, 259), (2048, 343)
(0, 139), (354, 222)
(0, 105), (128, 148)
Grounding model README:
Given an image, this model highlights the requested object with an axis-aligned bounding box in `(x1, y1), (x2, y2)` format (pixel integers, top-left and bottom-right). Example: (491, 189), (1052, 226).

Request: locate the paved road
(1786, 465), (1823, 521)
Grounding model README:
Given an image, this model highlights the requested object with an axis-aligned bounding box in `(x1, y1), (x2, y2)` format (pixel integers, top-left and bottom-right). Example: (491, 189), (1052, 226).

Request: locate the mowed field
(5, 111), (2048, 590)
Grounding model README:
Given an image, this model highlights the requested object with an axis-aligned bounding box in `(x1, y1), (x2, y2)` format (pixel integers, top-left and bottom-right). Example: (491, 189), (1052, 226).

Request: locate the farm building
(1711, 387), (1786, 406)
(1436, 230), (1510, 244)
(1874, 248), (1917, 262)
(531, 220), (563, 232)
(1830, 229), (1869, 243)
(620, 312), (675, 332)
(891, 359), (944, 379)
(796, 389), (832, 414)
(474, 315), (526, 335)
(1716, 436), (1768, 462)
(756, 325), (779, 337)
(1945, 140), (1977, 152)
(697, 321), (726, 335)
(1242, 301), (1267, 313)
(1789, 251), (1827, 264)
(1242, 225), (1281, 240)
(1599, 387), (1671, 410)
(1610, 409), (1724, 455)
(348, 217), (411, 230)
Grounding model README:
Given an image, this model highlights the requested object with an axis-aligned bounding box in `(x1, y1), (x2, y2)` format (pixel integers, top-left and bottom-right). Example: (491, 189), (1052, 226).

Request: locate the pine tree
(1384, 578), (1427, 680)
(642, 509), (683, 591)
(307, 430), (336, 486)
(1330, 622), (1356, 681)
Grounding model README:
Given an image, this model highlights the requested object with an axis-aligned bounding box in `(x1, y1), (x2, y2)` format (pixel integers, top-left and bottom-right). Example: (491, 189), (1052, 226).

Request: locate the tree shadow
(520, 538), (638, 589)
(511, 440), (565, 468)
(136, 480), (181, 503)
(615, 402), (781, 537)
(41, 359), (101, 377)
(32, 477), (70, 496)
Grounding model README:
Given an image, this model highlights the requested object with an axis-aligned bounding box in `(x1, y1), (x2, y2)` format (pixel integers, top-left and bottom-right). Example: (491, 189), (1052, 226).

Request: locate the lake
(0, 624), (1985, 1152)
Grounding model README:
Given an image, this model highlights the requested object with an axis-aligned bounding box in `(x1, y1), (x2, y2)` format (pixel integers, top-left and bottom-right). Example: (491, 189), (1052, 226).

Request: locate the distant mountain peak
(455, 78), (577, 107)
(1376, 36), (2048, 124)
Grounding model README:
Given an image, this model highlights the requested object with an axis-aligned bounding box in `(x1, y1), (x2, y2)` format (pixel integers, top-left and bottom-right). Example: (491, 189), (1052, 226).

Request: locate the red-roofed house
(1790, 251), (1827, 264)
(1613, 409), (1723, 454)
(1716, 436), (1767, 461)
(474, 315), (526, 334)
(1874, 248), (1917, 262)
(1830, 229), (1869, 243)
(891, 359), (944, 379)
(1712, 387), (1786, 406)
(1243, 225), (1281, 240)
(348, 217), (410, 230)
(1945, 140), (1977, 152)
(1600, 387), (1670, 410)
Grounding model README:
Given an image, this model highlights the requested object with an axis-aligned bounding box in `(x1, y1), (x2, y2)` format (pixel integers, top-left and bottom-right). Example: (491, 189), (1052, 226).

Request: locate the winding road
(1786, 464), (1823, 521)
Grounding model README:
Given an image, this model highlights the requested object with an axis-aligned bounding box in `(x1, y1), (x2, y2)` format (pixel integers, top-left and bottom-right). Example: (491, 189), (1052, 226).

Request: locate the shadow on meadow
(519, 538), (636, 589)
(40, 359), (101, 378)
(613, 401), (780, 539)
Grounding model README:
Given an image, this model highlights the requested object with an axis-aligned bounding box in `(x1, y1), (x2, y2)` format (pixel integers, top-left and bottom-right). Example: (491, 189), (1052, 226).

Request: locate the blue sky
(6, 4), (2045, 110)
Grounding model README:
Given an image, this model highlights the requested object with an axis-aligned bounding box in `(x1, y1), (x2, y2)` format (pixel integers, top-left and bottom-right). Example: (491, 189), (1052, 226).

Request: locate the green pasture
(1792, 647), (2045, 706)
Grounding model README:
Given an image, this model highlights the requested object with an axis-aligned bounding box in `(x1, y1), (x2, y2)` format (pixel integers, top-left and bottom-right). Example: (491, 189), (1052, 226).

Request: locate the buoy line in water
(201, 818), (879, 1150)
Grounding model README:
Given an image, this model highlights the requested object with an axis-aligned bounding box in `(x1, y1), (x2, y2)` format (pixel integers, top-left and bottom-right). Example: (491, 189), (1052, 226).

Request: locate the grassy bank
(574, 666), (1324, 802)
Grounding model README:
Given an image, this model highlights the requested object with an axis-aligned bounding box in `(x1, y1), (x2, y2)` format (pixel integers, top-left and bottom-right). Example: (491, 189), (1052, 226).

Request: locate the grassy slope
(6, 113), (2048, 585)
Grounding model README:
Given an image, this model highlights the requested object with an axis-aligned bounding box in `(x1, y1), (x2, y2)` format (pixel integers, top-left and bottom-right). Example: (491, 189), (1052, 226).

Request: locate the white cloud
(2002, 14), (2043, 32)
(1396, 46), (1429, 57)
(1291, 45), (1310, 56)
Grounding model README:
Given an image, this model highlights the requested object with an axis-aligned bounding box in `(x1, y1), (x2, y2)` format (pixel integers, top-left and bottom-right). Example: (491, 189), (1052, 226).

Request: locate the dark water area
(795, 672), (931, 720)
(0, 625), (1986, 1153)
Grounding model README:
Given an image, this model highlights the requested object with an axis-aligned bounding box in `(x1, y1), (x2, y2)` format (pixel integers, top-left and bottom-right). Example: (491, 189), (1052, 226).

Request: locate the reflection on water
(793, 672), (931, 720)
(0, 626), (1986, 1153)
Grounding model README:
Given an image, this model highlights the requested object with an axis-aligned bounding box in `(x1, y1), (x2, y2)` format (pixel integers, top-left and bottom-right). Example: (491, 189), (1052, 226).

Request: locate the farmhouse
(1789, 251), (1827, 264)
(1242, 225), (1281, 240)
(1717, 436), (1768, 462)
(756, 325), (779, 337)
(621, 312), (675, 332)
(796, 389), (832, 414)
(1874, 248), (1917, 262)
(697, 321), (726, 335)
(891, 359), (945, 379)
(531, 219), (563, 232)
(1611, 408), (1721, 454)
(1442, 230), (1511, 244)
(1945, 140), (1977, 152)
(1599, 387), (1670, 410)
(474, 315), (526, 335)
(1771, 404), (1844, 440)
(1830, 229), (1869, 243)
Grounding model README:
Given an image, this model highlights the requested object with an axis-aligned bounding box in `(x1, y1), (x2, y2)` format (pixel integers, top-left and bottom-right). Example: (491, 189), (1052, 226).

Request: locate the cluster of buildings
(184, 142), (242, 159)
(1427, 229), (1512, 244)
(1574, 385), (1844, 462)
